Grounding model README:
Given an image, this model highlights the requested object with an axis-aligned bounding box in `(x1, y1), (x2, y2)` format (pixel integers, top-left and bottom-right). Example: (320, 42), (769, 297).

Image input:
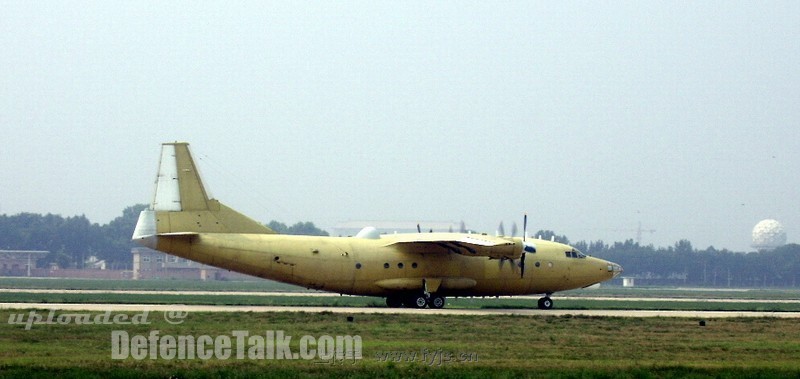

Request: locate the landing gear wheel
(428, 295), (446, 309)
(386, 295), (403, 308)
(537, 297), (554, 310)
(403, 294), (429, 309)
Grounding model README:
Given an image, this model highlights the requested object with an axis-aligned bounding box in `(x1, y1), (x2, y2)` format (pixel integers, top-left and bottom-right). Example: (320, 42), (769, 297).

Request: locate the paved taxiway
(2, 302), (799, 318)
(3, 289), (799, 318)
(3, 289), (800, 303)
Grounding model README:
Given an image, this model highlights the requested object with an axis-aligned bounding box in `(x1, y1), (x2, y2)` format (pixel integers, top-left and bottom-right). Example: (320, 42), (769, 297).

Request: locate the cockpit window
(565, 249), (587, 259)
(524, 245), (536, 253)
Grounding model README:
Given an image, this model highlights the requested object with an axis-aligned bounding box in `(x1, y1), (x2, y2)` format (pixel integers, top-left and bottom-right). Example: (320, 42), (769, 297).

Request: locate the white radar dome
(752, 219), (787, 251)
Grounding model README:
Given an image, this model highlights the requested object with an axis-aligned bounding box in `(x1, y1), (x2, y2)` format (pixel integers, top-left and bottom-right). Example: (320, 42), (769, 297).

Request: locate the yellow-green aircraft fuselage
(133, 142), (622, 309)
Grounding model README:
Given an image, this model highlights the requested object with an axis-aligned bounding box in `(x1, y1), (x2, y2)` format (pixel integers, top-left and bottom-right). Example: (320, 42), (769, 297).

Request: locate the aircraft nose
(607, 261), (623, 278)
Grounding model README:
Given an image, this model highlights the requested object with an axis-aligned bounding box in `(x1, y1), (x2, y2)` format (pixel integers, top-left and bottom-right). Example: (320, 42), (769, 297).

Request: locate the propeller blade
(417, 224), (421, 233)
(521, 213), (528, 278)
(459, 221), (467, 233)
(511, 222), (518, 238)
(497, 222), (505, 237)
(523, 213), (528, 242)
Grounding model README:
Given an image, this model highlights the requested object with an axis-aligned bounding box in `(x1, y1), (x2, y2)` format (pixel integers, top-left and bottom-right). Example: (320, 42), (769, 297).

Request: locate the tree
(267, 221), (329, 236)
(99, 204), (149, 269)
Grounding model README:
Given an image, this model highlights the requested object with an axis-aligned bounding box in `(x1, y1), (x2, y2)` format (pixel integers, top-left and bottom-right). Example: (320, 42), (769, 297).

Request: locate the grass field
(2, 310), (800, 378)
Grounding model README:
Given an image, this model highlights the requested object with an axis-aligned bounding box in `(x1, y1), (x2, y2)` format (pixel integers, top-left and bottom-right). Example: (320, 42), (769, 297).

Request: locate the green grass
(1, 310), (800, 378)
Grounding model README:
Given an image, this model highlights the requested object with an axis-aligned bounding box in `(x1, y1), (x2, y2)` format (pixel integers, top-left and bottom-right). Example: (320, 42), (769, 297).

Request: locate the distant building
(131, 248), (255, 280)
(622, 277), (635, 287)
(85, 256), (106, 270)
(0, 250), (48, 276)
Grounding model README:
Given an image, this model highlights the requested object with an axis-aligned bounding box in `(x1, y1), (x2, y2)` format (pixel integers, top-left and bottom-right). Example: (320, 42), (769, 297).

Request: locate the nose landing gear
(537, 295), (554, 310)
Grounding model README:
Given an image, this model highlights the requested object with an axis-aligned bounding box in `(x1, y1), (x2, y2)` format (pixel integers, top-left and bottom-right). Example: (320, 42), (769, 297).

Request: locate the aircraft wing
(384, 234), (521, 260)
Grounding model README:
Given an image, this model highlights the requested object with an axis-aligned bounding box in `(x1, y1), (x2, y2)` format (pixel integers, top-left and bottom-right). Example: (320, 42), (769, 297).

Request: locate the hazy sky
(2, 2), (798, 251)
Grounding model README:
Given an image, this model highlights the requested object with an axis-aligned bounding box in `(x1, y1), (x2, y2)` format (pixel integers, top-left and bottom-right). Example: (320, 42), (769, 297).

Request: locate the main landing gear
(386, 293), (554, 310)
(386, 293), (446, 309)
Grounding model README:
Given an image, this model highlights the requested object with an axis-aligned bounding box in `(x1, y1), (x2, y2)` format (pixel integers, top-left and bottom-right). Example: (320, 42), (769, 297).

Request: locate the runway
(3, 289), (800, 303)
(2, 302), (799, 318)
(3, 289), (799, 318)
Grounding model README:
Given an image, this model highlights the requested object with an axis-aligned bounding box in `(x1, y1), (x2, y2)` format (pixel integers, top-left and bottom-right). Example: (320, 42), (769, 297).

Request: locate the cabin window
(355, 263), (362, 269)
(535, 261), (541, 267)
(383, 263), (390, 269)
(397, 263), (404, 269)
(412, 262), (418, 269)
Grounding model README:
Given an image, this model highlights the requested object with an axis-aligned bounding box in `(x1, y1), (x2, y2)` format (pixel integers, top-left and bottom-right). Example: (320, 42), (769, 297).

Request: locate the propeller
(520, 213), (528, 278)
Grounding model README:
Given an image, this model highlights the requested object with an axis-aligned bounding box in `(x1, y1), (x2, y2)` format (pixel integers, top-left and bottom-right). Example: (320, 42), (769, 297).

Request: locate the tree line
(496, 230), (800, 288)
(0, 205), (327, 270)
(1, 209), (797, 288)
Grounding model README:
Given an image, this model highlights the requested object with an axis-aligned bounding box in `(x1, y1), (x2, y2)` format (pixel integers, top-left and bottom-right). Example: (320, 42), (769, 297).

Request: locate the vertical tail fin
(152, 142), (212, 212)
(133, 142), (274, 244)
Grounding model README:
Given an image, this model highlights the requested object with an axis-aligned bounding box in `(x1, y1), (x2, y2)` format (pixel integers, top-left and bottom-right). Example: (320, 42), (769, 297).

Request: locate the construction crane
(606, 222), (656, 245)
(633, 222), (656, 245)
